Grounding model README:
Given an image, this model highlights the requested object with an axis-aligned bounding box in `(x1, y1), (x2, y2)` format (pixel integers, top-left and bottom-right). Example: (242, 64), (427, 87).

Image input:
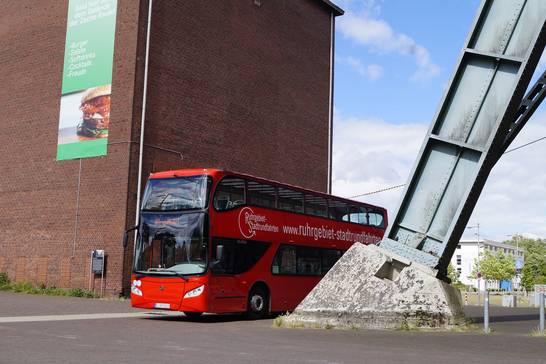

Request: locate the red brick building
(0, 0), (342, 295)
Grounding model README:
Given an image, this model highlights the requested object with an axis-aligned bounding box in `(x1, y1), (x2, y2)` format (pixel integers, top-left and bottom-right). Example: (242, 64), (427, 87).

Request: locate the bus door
(271, 244), (325, 309)
(210, 238), (246, 312)
(270, 244), (300, 307)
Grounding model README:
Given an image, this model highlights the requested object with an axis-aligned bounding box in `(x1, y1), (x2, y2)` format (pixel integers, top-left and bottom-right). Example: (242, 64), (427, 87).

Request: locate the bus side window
(214, 177), (245, 211)
(271, 245), (296, 274)
(328, 199), (348, 221)
(296, 247), (321, 276)
(212, 238), (269, 275)
(321, 249), (343, 275)
(304, 194), (328, 218)
(367, 210), (384, 227)
(247, 181), (276, 209)
(278, 188), (303, 213)
(348, 205), (368, 225)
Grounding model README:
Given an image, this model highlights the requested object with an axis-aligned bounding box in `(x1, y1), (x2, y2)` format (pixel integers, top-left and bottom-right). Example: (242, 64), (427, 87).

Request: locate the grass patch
(396, 320), (416, 331)
(530, 328), (546, 337)
(0, 272), (98, 298)
(273, 315), (285, 328)
(272, 313), (306, 329)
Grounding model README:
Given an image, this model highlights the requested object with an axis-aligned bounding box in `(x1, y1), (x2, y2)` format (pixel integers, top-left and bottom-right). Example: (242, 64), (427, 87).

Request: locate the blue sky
(331, 0), (546, 241)
(334, 0), (481, 123)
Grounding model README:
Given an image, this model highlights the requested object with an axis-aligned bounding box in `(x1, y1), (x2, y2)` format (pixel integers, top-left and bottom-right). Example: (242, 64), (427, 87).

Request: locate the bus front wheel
(247, 286), (269, 319)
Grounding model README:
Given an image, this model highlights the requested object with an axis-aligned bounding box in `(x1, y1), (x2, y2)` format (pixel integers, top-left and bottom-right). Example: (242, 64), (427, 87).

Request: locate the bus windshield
(134, 213), (207, 275)
(141, 175), (210, 211)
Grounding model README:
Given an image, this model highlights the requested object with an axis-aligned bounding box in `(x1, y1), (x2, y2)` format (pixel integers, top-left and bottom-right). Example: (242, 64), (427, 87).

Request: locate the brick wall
(138, 0), (332, 192)
(0, 0), (141, 295)
(1, 0), (335, 295)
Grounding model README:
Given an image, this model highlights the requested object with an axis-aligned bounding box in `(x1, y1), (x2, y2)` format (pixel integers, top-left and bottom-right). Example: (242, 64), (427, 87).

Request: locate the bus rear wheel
(184, 311), (203, 320)
(247, 286), (269, 319)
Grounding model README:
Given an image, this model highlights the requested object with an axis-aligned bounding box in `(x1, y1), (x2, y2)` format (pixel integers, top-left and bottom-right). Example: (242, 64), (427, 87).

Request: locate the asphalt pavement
(0, 291), (545, 364)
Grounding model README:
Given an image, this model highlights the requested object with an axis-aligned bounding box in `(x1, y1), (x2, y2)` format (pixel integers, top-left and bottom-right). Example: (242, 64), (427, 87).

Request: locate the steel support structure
(379, 0), (546, 276)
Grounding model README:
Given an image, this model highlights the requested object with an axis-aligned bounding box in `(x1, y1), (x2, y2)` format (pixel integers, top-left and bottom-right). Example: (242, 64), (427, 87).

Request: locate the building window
(457, 244), (461, 249)
(457, 267), (461, 274)
(456, 255), (461, 265)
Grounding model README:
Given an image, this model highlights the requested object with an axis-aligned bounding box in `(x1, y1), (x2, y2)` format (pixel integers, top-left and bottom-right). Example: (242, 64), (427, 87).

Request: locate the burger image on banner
(77, 85), (111, 140)
(56, 83), (113, 160)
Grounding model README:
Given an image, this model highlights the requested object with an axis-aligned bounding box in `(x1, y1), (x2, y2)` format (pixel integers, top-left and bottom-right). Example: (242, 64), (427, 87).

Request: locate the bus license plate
(154, 303), (171, 309)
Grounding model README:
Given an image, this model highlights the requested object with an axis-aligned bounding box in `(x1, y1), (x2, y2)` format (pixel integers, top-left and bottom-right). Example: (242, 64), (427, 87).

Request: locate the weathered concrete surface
(283, 243), (465, 330)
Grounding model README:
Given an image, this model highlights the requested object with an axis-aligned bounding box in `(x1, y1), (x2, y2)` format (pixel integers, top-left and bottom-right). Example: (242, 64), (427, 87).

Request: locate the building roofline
(316, 0), (344, 16)
(459, 238), (524, 251)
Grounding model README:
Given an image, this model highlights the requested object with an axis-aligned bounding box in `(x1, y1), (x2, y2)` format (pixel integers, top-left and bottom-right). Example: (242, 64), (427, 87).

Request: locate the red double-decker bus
(128, 168), (387, 318)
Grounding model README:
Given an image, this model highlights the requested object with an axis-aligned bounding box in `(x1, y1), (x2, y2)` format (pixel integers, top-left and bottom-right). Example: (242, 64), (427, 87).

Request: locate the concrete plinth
(283, 243), (465, 330)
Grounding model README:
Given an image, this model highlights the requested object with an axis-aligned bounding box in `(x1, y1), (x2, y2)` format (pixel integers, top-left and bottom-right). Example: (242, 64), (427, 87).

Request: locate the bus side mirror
(123, 225), (139, 249)
(216, 245), (224, 262)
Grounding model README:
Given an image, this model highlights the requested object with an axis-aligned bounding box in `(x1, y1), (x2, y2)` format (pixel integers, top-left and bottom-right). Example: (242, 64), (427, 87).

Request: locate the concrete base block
(283, 243), (465, 330)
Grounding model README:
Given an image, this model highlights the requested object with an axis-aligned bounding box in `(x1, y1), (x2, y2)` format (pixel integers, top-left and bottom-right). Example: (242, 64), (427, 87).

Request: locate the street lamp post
(467, 223), (481, 304)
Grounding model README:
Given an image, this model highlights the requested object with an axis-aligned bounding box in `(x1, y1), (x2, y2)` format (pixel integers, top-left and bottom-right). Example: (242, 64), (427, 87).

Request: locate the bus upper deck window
(278, 188), (303, 213)
(214, 177), (245, 211)
(247, 181), (276, 209)
(304, 194), (328, 218)
(348, 205), (367, 225)
(367, 210), (384, 227)
(329, 199), (348, 221)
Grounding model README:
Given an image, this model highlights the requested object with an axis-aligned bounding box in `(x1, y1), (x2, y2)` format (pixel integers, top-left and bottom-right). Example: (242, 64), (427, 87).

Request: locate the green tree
(504, 234), (543, 251)
(447, 263), (460, 283)
(471, 250), (515, 284)
(504, 235), (546, 290)
(519, 240), (546, 290)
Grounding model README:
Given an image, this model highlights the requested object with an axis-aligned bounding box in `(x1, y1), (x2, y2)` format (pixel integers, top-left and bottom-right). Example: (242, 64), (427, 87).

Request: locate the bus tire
(247, 285), (269, 319)
(184, 311), (203, 320)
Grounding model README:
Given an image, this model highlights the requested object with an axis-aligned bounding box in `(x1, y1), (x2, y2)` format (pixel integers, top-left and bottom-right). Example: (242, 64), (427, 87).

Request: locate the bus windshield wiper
(145, 268), (188, 281)
(164, 270), (189, 281)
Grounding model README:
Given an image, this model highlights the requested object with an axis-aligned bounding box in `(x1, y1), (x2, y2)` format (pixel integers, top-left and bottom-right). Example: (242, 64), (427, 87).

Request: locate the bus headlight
(131, 280), (142, 296)
(184, 285), (204, 298)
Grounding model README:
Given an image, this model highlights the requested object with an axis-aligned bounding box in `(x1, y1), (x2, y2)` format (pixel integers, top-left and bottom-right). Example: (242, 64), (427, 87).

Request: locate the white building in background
(450, 239), (524, 291)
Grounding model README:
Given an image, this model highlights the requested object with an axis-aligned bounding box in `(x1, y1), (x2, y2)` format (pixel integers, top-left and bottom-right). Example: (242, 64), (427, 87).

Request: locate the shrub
(0, 273), (98, 299)
(0, 273), (10, 289)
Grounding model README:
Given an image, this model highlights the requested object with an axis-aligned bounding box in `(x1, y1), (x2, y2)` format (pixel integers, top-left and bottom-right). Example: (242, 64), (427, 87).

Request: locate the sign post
(538, 293), (544, 335)
(484, 290), (490, 334)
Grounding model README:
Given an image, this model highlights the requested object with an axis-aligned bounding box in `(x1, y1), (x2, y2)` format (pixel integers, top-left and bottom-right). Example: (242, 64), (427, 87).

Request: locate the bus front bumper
(130, 275), (209, 313)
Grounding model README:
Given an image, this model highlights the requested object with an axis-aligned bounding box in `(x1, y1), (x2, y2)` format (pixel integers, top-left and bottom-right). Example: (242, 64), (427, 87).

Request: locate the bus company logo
(238, 207), (279, 239)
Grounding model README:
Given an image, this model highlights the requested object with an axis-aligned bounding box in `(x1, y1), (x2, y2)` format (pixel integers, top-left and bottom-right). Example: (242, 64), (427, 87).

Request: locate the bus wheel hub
(250, 295), (263, 311)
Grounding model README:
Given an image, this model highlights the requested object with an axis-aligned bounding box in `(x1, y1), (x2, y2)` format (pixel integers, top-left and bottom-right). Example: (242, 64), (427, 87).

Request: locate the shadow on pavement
(140, 312), (275, 323)
(470, 314), (539, 323)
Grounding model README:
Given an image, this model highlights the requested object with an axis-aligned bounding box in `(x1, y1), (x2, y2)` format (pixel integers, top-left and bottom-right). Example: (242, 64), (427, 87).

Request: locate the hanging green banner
(57, 0), (118, 161)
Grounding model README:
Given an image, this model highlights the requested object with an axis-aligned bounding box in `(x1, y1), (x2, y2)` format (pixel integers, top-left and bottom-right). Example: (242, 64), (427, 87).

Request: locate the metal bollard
(538, 293), (544, 335)
(484, 290), (490, 334)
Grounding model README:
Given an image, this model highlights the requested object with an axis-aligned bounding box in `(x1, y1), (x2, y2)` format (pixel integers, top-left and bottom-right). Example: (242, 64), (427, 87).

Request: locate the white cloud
(332, 112), (546, 240)
(331, 112), (427, 212)
(337, 56), (383, 80)
(469, 114), (546, 240)
(337, 10), (440, 82)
